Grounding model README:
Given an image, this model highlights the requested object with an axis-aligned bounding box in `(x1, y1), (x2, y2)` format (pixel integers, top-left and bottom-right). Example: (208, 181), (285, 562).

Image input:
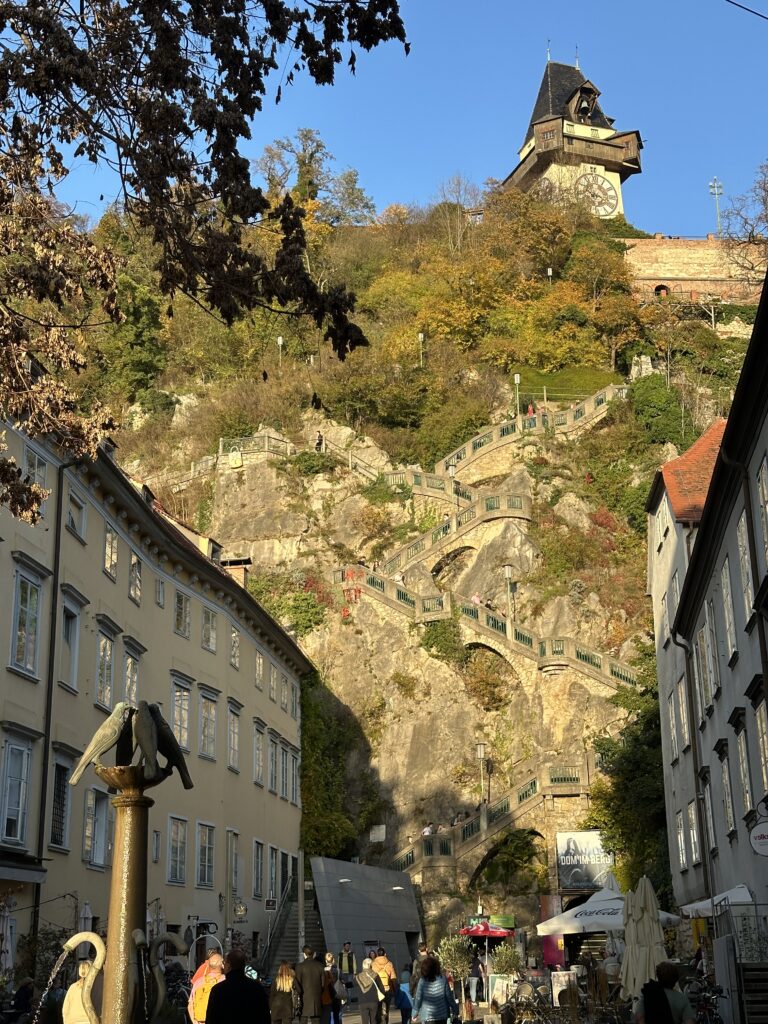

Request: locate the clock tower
(503, 60), (642, 218)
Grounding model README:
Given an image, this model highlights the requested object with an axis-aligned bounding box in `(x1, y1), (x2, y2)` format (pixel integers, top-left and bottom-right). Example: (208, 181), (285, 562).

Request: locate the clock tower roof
(524, 61), (613, 143)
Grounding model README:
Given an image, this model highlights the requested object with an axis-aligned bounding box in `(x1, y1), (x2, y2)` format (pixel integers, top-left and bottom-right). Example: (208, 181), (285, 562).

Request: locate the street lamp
(418, 331), (425, 369)
(514, 373), (521, 420)
(709, 177), (724, 238)
(504, 563), (518, 623)
(476, 742), (486, 800)
(547, 267), (553, 286)
(277, 335), (284, 369)
(447, 462), (459, 512)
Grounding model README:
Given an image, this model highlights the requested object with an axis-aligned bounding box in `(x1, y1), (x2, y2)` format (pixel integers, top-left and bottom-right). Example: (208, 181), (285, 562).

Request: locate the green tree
(566, 238), (631, 307)
(467, 828), (544, 890)
(629, 375), (695, 446)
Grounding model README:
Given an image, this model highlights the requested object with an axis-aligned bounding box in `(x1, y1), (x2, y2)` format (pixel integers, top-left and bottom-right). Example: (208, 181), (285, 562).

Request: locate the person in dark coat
(295, 945), (325, 1024)
(355, 958), (384, 1024)
(205, 950), (270, 1024)
(270, 962), (298, 1024)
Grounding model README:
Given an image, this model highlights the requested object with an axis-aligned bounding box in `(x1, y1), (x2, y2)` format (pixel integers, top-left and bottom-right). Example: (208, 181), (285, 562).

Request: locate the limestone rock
(553, 493), (593, 532)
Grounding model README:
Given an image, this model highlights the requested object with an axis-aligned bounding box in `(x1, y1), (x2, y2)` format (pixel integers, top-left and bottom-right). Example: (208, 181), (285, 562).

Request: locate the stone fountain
(66, 701), (194, 1024)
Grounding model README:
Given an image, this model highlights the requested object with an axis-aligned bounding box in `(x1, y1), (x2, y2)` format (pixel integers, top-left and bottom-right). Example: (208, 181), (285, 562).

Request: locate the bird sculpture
(114, 706), (137, 766)
(148, 703), (194, 789)
(133, 701), (159, 780)
(69, 702), (132, 785)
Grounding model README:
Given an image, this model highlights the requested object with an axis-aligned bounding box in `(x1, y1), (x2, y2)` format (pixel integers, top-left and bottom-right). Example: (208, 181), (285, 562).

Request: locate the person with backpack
(633, 962), (695, 1024)
(371, 948), (396, 1024)
(355, 958), (385, 1024)
(411, 957), (458, 1024)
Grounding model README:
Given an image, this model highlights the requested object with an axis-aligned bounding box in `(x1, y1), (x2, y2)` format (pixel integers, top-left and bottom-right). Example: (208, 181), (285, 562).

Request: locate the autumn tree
(722, 159), (768, 281)
(0, 0), (408, 518)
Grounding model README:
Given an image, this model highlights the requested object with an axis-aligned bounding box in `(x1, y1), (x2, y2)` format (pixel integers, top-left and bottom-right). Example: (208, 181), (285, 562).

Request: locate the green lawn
(507, 365), (623, 405)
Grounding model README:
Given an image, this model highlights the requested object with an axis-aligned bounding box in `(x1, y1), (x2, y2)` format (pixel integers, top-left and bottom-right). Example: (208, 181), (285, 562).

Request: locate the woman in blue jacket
(411, 957), (458, 1024)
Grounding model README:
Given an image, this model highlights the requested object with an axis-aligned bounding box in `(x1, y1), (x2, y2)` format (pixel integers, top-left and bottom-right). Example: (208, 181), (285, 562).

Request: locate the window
(694, 626), (713, 714)
(255, 651), (264, 690)
(280, 747), (289, 799)
(129, 552), (142, 605)
(269, 664), (277, 702)
(667, 693), (678, 761)
(671, 571), (680, 616)
(96, 633), (114, 708)
(660, 593), (670, 642)
(124, 652), (138, 704)
(83, 789), (110, 866)
(103, 525), (119, 579)
(229, 831), (239, 893)
(720, 558), (737, 659)
(290, 754), (299, 805)
(758, 457), (768, 567)
(757, 700), (768, 796)
(676, 810), (687, 869)
(268, 737), (278, 792)
(722, 757), (735, 832)
(706, 601), (721, 693)
(196, 823), (215, 887)
(174, 590), (190, 638)
(202, 608), (217, 653)
(168, 817), (187, 884)
(50, 760), (71, 847)
(228, 706), (240, 771)
(1, 741), (31, 843)
(67, 491), (86, 540)
(656, 502), (670, 549)
(736, 729), (753, 813)
(199, 694), (217, 759)
(677, 677), (690, 747)
(253, 840), (264, 897)
(280, 675), (288, 711)
(152, 830), (161, 863)
(230, 627), (240, 669)
(291, 682), (299, 720)
(172, 681), (191, 750)
(155, 578), (165, 608)
(61, 603), (80, 690)
(12, 572), (41, 675)
(687, 801), (699, 863)
(737, 511), (755, 622)
(254, 726), (264, 786)
(24, 448), (48, 514)
(268, 845), (278, 898)
(703, 780), (716, 851)
(541, 128), (556, 141)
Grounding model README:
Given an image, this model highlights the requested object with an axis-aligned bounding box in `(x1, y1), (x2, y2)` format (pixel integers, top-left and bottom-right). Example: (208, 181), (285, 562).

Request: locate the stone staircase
(741, 962), (768, 1024)
(334, 566), (637, 690)
(262, 890), (328, 978)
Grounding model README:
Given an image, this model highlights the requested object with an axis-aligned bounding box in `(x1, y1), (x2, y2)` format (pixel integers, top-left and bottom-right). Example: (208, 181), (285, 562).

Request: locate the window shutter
(83, 790), (96, 861)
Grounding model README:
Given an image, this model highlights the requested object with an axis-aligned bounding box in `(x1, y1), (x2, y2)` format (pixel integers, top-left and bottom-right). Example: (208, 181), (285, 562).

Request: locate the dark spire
(523, 61), (612, 144)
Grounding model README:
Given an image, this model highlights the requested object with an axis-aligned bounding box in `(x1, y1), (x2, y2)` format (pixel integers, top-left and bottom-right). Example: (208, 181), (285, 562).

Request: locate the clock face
(574, 172), (619, 217)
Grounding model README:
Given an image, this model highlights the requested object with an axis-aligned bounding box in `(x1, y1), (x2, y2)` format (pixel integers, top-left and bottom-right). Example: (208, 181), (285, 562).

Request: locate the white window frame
(757, 700), (768, 796)
(671, 570), (680, 616)
(721, 757), (735, 832)
(660, 593), (670, 643)
(83, 787), (111, 867)
(61, 600), (81, 691)
(174, 590), (191, 639)
(677, 676), (690, 748)
(124, 650), (139, 704)
(228, 829), (239, 894)
(103, 524), (119, 580)
(737, 511), (755, 623)
(202, 607), (217, 653)
(280, 746), (289, 799)
(196, 821), (215, 888)
(676, 810), (687, 869)
(129, 551), (142, 605)
(268, 844), (278, 898)
(688, 801), (700, 864)
(50, 755), (72, 849)
(227, 705), (240, 771)
(268, 736), (278, 793)
(67, 489), (87, 540)
(255, 650), (264, 690)
(706, 600), (721, 694)
(667, 693), (678, 761)
(758, 456), (768, 569)
(152, 830), (161, 863)
(696, 626), (713, 710)
(252, 839), (264, 898)
(171, 675), (192, 750)
(230, 626), (240, 669)
(290, 753), (299, 805)
(269, 663), (277, 702)
(155, 578), (165, 608)
(199, 692), (217, 759)
(24, 446), (48, 515)
(96, 632), (114, 709)
(736, 728), (753, 813)
(703, 780), (716, 851)
(291, 682), (300, 720)
(253, 725), (265, 786)
(168, 815), (188, 885)
(11, 570), (42, 677)
(720, 558), (737, 660)
(1, 738), (32, 845)
(280, 675), (289, 711)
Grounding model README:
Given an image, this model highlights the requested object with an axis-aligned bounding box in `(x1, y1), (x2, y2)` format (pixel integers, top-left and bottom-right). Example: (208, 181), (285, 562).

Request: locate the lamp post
(504, 563), (517, 623)
(709, 177), (724, 238)
(547, 266), (553, 286)
(476, 742), (486, 801)
(277, 335), (284, 369)
(485, 757), (493, 804)
(514, 373), (521, 420)
(418, 331), (425, 369)
(447, 462), (459, 513)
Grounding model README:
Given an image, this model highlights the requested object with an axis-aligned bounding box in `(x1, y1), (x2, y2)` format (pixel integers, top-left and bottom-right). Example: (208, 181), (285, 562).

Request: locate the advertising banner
(555, 830), (614, 891)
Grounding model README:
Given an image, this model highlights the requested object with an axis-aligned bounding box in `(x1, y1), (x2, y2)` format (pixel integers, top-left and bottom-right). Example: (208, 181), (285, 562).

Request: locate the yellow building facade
(0, 425), (311, 966)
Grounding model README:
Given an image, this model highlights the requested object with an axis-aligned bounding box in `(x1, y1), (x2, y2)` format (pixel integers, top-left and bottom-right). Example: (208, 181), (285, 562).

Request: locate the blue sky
(61, 0), (766, 236)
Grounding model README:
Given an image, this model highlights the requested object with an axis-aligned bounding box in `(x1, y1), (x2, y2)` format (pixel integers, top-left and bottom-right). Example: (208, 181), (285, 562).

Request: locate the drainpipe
(720, 446), (768, 682)
(31, 458), (80, 961)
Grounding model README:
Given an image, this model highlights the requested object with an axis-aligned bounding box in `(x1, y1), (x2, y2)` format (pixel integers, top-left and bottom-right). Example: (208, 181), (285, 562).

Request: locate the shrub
(420, 616), (469, 667)
(492, 943), (524, 976)
(289, 451), (338, 476)
(391, 671), (418, 698)
(360, 475), (411, 506)
(248, 571), (328, 637)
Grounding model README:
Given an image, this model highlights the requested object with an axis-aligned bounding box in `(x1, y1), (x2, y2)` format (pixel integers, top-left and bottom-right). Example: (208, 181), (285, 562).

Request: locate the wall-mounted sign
(369, 825), (386, 843)
(749, 822), (768, 857)
(265, 898), (277, 912)
(555, 831), (614, 891)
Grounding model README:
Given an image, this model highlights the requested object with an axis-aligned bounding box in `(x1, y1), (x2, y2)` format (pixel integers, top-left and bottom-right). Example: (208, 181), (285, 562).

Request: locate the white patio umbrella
(536, 878), (680, 936)
(619, 876), (669, 999)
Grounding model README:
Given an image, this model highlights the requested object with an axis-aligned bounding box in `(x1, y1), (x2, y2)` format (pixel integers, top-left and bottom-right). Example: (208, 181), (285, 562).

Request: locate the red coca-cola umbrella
(460, 921), (513, 970)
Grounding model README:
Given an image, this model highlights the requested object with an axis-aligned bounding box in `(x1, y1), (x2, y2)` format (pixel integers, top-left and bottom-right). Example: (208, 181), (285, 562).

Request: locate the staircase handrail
(257, 874), (297, 977)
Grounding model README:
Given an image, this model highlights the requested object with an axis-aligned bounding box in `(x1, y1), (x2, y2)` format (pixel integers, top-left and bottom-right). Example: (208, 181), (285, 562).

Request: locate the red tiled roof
(661, 418), (727, 522)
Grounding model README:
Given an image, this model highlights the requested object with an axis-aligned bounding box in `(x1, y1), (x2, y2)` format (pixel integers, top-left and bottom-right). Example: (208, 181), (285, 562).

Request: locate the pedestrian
(633, 962), (695, 1024)
(527, 402), (534, 417)
(410, 944), (428, 995)
(338, 943), (358, 999)
(270, 962), (299, 1024)
(191, 947), (220, 987)
(355, 958), (385, 1024)
(394, 982), (412, 1024)
(371, 948), (397, 1024)
(471, 592), (482, 606)
(400, 964), (412, 988)
(204, 950), (269, 1024)
(411, 956), (458, 1024)
(295, 945), (325, 1024)
(315, 431), (324, 453)
(189, 954), (225, 1024)
(468, 951), (484, 1005)
(421, 823), (434, 836)
(322, 953), (342, 1024)
(8, 979), (34, 1024)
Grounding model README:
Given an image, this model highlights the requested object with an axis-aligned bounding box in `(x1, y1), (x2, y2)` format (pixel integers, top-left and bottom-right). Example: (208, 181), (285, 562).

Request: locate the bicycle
(684, 980), (725, 1024)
